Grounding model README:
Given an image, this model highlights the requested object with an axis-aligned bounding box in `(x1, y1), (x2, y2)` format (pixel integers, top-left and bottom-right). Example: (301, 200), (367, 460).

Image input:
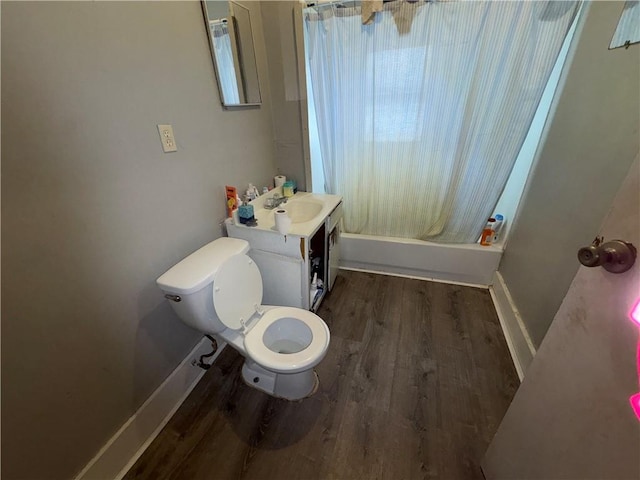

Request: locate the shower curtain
(210, 22), (240, 104)
(304, 1), (578, 243)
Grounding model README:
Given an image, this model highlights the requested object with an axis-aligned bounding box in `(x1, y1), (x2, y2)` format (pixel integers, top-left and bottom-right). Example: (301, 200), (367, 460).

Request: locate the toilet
(156, 237), (330, 400)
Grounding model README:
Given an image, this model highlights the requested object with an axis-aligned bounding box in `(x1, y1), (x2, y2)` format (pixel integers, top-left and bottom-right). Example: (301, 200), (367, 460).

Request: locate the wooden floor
(125, 271), (519, 480)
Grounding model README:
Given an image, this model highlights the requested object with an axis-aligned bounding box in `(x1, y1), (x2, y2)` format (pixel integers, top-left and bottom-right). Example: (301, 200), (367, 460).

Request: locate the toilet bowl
(156, 237), (330, 400)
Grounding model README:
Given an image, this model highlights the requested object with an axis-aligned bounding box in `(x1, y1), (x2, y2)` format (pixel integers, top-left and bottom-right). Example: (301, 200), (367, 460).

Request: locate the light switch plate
(157, 124), (177, 153)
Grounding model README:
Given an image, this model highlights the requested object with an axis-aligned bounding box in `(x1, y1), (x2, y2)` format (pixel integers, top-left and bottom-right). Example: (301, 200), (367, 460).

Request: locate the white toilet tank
(156, 237), (252, 334)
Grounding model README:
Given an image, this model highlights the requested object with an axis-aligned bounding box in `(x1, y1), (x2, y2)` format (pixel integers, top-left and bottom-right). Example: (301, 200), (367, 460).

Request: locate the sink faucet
(264, 193), (288, 210)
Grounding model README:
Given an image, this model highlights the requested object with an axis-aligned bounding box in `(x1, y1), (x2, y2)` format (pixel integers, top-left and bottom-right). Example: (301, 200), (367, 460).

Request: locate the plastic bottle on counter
(246, 184), (259, 201)
(283, 181), (294, 198)
(480, 218), (496, 246)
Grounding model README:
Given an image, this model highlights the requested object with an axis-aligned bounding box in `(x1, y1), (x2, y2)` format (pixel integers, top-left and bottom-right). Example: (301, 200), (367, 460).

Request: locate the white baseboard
(74, 338), (226, 480)
(489, 271), (536, 381)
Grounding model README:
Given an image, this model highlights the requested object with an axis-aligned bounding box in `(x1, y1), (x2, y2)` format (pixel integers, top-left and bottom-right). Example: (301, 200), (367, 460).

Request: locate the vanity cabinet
(226, 192), (342, 312)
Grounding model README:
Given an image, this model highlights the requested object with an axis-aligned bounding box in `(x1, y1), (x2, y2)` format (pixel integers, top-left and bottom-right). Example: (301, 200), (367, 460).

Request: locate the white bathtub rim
(340, 232), (504, 252)
(339, 233), (503, 286)
(339, 266), (488, 290)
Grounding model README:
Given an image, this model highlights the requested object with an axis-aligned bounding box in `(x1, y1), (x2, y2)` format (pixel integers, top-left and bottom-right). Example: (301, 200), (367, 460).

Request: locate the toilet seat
(244, 307), (330, 374)
(212, 251), (330, 375)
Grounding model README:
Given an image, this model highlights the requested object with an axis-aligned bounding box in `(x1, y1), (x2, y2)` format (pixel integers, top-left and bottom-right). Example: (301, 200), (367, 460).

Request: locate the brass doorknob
(578, 238), (637, 274)
(577, 244), (601, 267)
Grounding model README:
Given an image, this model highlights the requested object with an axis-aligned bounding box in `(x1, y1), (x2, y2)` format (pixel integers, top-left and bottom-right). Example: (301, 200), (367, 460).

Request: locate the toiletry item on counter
(492, 214), (505, 243)
(480, 217), (496, 246)
(246, 183), (259, 201)
(274, 209), (292, 235)
(262, 186), (269, 195)
(238, 204), (257, 226)
(274, 175), (286, 188)
(283, 181), (294, 198)
(291, 179), (298, 194)
(225, 185), (238, 218)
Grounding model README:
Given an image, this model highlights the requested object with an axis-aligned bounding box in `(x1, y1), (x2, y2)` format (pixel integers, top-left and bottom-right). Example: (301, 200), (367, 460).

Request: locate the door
(483, 155), (640, 478)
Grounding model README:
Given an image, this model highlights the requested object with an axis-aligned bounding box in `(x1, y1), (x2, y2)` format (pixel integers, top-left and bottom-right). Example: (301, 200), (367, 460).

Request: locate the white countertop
(227, 190), (343, 238)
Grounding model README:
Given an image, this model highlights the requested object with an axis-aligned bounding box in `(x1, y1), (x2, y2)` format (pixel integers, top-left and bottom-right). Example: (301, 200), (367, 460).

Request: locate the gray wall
(261, 1), (309, 190)
(498, 1), (640, 348)
(205, 0), (229, 20)
(1, 2), (276, 479)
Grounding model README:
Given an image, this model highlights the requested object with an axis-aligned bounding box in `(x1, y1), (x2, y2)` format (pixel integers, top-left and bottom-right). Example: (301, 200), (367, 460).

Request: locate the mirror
(202, 1), (262, 106)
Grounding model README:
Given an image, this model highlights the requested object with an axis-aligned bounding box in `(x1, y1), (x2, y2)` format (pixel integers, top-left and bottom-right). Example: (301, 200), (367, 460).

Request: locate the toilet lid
(213, 253), (263, 330)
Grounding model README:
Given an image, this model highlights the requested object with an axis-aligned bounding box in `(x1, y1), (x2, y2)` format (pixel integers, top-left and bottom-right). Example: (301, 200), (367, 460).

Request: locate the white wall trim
(489, 271), (536, 381)
(74, 338), (227, 480)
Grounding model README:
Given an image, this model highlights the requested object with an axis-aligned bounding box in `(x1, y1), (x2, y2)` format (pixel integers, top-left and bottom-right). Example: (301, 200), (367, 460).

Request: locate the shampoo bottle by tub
(492, 214), (504, 243)
(480, 218), (496, 246)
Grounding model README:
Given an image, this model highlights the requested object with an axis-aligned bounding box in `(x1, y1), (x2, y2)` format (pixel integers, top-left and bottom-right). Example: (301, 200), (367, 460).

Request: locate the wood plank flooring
(125, 271), (519, 480)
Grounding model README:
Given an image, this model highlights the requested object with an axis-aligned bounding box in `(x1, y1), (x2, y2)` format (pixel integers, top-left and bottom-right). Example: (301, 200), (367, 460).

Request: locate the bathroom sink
(238, 191), (341, 236)
(281, 199), (323, 224)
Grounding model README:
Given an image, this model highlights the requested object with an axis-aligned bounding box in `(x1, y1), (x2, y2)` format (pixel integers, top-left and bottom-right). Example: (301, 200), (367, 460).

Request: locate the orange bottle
(480, 218), (496, 246)
(225, 185), (238, 218)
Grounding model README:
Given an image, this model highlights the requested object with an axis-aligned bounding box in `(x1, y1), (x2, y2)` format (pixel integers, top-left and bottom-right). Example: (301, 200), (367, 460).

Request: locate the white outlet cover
(157, 124), (177, 153)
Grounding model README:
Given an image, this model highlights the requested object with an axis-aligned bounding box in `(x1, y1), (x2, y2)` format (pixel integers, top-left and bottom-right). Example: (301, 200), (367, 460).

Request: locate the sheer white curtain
(304, 1), (578, 243)
(210, 22), (240, 104)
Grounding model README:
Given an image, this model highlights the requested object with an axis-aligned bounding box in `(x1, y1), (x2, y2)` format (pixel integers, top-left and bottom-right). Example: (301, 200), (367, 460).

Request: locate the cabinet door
(327, 201), (343, 291)
(328, 224), (341, 291)
(249, 249), (305, 308)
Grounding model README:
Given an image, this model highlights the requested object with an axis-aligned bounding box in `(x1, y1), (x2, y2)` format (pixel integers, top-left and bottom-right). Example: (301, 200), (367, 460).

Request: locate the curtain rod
(305, 0), (426, 8)
(305, 1), (359, 8)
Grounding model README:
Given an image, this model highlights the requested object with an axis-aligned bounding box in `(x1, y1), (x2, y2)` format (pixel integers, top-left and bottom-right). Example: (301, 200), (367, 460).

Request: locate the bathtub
(339, 232), (503, 287)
